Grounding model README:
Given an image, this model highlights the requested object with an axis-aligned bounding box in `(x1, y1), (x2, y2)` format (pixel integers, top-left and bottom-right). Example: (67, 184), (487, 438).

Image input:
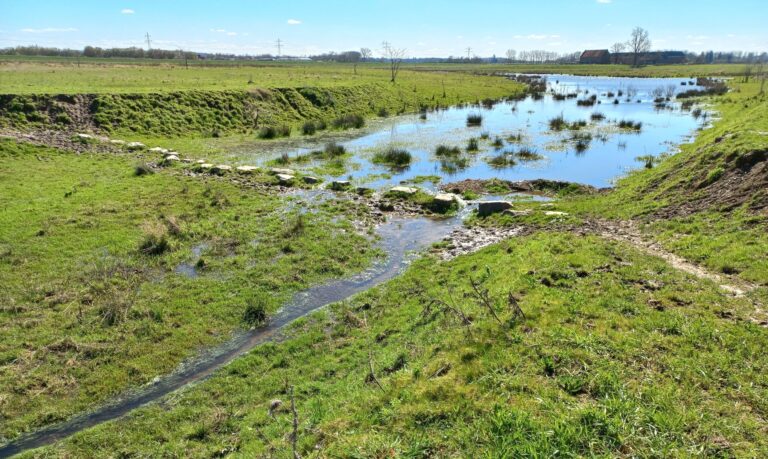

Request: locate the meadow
(1, 58), (767, 456)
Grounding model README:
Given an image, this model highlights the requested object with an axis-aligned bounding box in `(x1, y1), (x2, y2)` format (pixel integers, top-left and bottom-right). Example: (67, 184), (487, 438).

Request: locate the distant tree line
(309, 50), (362, 63)
(0, 45), (198, 60)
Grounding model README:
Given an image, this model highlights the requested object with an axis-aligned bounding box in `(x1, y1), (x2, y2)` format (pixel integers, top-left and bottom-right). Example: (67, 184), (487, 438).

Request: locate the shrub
(466, 113), (483, 127)
(590, 112), (605, 121)
(258, 126), (291, 139)
(315, 120), (328, 131)
(301, 121), (317, 135)
(372, 148), (412, 167)
(377, 107), (390, 117)
(333, 114), (365, 129)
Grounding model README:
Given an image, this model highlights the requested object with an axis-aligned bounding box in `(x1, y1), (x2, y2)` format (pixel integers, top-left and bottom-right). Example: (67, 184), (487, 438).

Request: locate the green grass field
(2, 60), (767, 457)
(0, 57), (750, 94)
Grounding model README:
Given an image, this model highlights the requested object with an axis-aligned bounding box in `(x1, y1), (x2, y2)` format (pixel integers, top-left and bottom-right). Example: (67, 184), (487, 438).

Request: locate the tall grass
(466, 113), (483, 127)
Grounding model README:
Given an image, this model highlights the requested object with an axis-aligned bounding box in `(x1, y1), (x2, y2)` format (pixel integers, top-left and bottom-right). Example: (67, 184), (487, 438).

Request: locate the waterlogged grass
(0, 140), (377, 441)
(29, 232), (768, 457)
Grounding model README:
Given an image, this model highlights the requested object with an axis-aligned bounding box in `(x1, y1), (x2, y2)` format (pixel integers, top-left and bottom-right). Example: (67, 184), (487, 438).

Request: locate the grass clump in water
(617, 120), (643, 131)
(467, 137), (480, 152)
(435, 145), (462, 157)
(466, 113), (483, 127)
(258, 125), (291, 139)
(372, 148), (412, 168)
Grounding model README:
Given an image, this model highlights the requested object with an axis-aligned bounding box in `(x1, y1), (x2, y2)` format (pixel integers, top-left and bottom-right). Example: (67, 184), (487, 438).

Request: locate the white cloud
(597, 0), (612, 4)
(21, 27), (78, 33)
(210, 28), (238, 36)
(121, 8), (134, 14)
(287, 19), (301, 25)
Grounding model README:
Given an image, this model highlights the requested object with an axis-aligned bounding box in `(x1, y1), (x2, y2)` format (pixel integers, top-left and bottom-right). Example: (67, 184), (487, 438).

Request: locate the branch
(367, 352), (385, 391)
(469, 276), (503, 325)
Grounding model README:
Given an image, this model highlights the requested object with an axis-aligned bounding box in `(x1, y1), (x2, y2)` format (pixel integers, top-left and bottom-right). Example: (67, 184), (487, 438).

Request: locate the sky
(1, 0), (766, 57)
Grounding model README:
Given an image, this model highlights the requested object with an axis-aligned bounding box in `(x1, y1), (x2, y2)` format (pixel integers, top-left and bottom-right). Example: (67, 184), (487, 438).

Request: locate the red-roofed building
(579, 49), (611, 64)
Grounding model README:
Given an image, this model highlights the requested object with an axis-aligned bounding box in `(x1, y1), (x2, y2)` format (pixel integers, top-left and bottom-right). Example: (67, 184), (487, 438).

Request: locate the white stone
(544, 211), (569, 217)
(236, 165), (259, 174)
(269, 167), (296, 176)
(126, 141), (147, 150)
(198, 163), (214, 170)
(302, 176), (320, 184)
(331, 180), (351, 190)
(149, 147), (169, 154)
(212, 165), (232, 173)
(164, 155), (180, 162)
(276, 174), (295, 184)
(389, 186), (418, 196)
(109, 139), (126, 145)
(76, 133), (94, 139)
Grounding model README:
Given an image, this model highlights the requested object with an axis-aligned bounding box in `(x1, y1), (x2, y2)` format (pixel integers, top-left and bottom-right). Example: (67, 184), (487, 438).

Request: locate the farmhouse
(579, 49), (611, 64)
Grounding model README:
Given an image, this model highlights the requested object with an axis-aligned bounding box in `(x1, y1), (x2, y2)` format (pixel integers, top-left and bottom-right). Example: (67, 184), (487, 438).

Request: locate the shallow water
(0, 216), (461, 457)
(233, 75), (705, 191)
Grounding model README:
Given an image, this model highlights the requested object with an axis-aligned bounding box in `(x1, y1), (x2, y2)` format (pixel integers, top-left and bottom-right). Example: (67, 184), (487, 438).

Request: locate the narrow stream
(0, 216), (462, 457)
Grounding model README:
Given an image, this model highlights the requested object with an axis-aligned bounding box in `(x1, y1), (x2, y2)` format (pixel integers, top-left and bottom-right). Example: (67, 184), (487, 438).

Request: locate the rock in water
(478, 201), (512, 216)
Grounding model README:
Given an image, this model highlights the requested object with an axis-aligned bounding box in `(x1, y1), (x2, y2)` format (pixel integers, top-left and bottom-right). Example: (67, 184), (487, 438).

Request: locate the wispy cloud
(21, 27), (78, 33)
(210, 28), (238, 36)
(121, 8), (135, 14)
(596, 0), (612, 4)
(287, 19), (302, 25)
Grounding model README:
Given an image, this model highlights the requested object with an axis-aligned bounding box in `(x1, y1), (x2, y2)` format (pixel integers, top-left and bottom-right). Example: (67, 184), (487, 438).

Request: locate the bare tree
(611, 42), (625, 64)
(627, 27), (651, 67)
(360, 47), (372, 62)
(505, 49), (516, 63)
(382, 41), (406, 83)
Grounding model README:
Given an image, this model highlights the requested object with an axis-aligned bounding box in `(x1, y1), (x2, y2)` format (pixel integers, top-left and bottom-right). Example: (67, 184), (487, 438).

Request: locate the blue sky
(1, 0), (766, 56)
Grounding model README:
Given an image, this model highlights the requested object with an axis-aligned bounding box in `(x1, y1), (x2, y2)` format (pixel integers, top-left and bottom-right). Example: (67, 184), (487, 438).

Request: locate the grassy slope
(565, 80), (768, 285)
(0, 140), (377, 441)
(26, 233), (768, 457)
(0, 62), (525, 143)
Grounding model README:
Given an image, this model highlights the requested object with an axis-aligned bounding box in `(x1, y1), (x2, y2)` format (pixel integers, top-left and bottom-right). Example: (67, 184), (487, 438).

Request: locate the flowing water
(0, 216), (461, 457)
(0, 75), (709, 456)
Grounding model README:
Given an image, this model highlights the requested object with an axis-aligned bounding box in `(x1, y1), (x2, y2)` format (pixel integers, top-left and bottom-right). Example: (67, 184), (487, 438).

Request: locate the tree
(505, 49), (516, 63)
(360, 47), (372, 61)
(610, 42), (625, 64)
(627, 27), (651, 67)
(382, 42), (405, 83)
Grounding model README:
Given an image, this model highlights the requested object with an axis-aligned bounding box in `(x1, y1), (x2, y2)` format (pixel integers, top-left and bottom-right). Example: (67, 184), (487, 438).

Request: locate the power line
(276, 38), (282, 56)
(466, 47), (472, 59)
(145, 32), (152, 50)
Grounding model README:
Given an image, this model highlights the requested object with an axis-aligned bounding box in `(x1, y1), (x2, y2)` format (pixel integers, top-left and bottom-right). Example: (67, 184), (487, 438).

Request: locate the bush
(466, 113), (483, 127)
(377, 107), (390, 117)
(301, 121), (317, 135)
(257, 125), (291, 139)
(333, 114), (365, 129)
(372, 148), (412, 167)
(590, 112), (605, 121)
